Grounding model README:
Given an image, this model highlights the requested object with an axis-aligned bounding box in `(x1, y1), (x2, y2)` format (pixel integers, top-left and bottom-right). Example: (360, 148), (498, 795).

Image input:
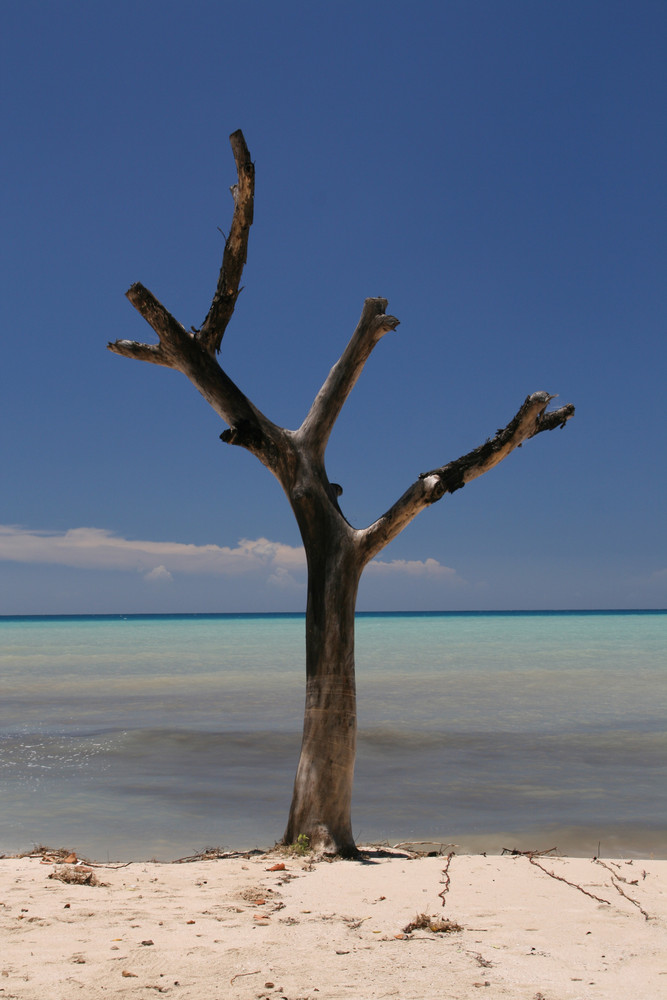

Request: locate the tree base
(282, 823), (359, 859)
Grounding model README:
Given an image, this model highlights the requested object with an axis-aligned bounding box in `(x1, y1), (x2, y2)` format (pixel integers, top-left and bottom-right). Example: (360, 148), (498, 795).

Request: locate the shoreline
(1, 846), (665, 999)
(4, 822), (667, 866)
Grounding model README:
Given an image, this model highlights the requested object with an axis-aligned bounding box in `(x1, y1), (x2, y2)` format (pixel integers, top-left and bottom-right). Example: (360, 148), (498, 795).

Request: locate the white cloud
(267, 566), (302, 589)
(366, 556), (460, 580)
(144, 565), (174, 584)
(0, 524), (461, 586)
(0, 524), (306, 578)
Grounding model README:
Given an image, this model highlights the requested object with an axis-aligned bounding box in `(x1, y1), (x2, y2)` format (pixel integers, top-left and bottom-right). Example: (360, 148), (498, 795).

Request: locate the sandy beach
(1, 847), (664, 1000)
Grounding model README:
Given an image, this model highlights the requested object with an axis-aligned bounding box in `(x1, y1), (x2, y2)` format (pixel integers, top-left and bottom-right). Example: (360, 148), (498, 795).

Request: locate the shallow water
(1, 611), (665, 859)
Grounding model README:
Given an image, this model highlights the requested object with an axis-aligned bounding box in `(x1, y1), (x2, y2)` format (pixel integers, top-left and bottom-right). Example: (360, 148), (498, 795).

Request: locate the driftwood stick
(229, 970), (261, 985)
(501, 847), (558, 856)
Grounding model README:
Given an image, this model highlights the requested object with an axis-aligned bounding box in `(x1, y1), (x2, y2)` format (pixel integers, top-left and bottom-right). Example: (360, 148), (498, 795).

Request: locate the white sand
(1, 849), (665, 999)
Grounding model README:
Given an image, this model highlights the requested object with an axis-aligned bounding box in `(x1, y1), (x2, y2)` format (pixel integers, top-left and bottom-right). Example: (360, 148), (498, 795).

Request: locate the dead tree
(109, 131), (574, 856)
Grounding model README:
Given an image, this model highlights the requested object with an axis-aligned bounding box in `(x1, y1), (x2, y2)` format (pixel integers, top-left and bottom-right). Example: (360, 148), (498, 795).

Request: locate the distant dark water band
(2, 609), (665, 623)
(3, 725), (665, 771)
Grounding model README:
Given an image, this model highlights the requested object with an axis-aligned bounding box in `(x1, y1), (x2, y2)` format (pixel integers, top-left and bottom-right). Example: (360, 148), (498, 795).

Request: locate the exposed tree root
(438, 851), (456, 908)
(526, 855), (611, 905)
(594, 859), (652, 920)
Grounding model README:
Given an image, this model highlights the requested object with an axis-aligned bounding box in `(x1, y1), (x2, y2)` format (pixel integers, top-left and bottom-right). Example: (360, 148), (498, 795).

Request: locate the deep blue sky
(1, 1), (665, 613)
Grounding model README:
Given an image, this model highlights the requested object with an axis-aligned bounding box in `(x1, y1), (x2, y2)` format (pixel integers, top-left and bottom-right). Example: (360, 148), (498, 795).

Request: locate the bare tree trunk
(283, 475), (362, 855)
(284, 552), (360, 855)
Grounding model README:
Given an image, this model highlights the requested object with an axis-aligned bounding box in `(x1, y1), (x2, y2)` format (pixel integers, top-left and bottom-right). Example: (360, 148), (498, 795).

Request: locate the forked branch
(109, 130), (254, 364)
(300, 297), (399, 455)
(108, 282), (190, 368)
(360, 392), (575, 560)
(107, 132), (282, 467)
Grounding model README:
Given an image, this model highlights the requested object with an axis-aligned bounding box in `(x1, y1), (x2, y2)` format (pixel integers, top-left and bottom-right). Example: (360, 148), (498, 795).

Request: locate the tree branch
(110, 294), (282, 463)
(108, 130), (253, 364)
(108, 288), (284, 471)
(420, 392), (575, 490)
(107, 339), (165, 366)
(198, 129), (255, 355)
(107, 282), (192, 368)
(359, 392), (575, 560)
(299, 298), (399, 455)
(105, 133), (288, 467)
(125, 282), (190, 345)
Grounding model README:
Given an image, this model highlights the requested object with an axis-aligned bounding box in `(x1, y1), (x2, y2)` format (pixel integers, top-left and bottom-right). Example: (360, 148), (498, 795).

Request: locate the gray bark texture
(109, 131), (575, 856)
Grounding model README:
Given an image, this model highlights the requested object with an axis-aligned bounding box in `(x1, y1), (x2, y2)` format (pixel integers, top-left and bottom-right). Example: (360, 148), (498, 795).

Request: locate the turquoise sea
(0, 611), (665, 860)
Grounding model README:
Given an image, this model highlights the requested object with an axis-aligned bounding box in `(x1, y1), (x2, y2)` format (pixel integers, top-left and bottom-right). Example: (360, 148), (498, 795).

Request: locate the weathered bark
(108, 131), (575, 856)
(284, 514), (361, 856)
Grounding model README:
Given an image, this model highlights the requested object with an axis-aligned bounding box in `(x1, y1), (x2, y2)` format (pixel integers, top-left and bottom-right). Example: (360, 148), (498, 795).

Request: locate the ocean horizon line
(1, 608), (665, 622)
